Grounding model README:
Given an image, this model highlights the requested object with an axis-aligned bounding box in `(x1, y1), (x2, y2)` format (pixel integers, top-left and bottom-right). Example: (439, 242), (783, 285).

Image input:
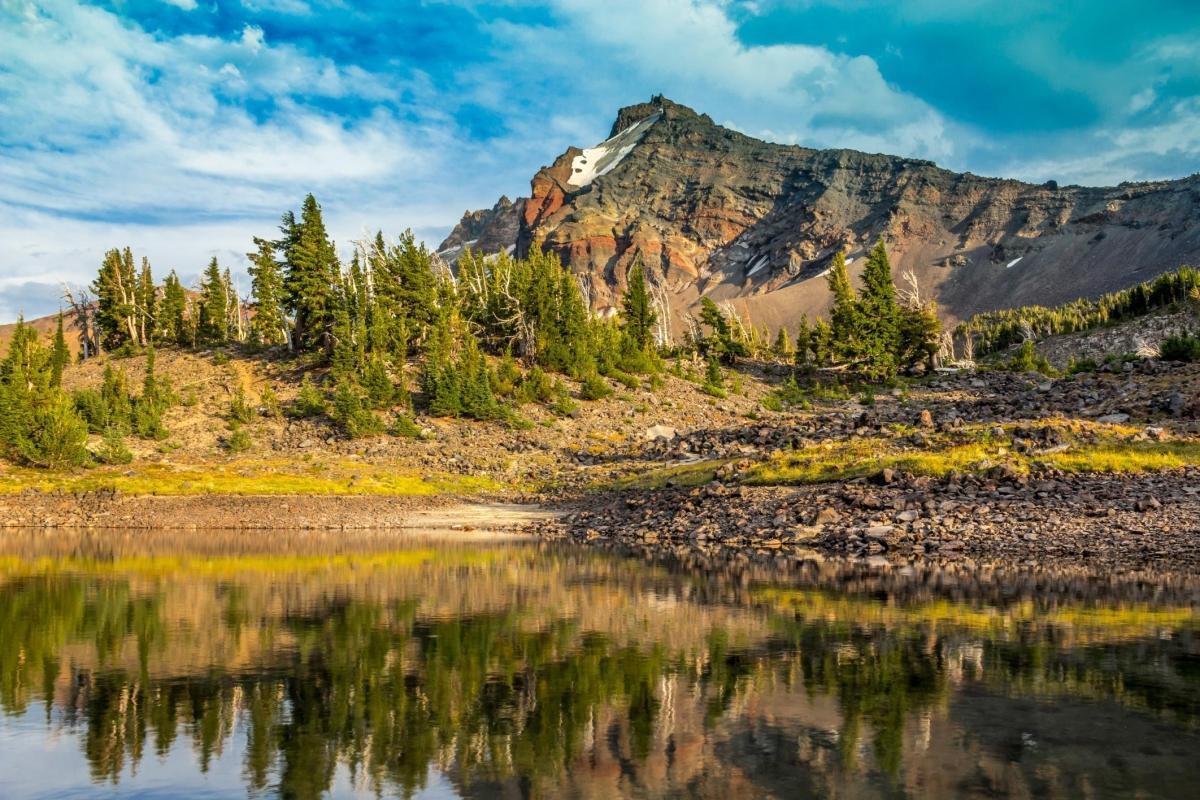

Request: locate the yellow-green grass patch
(747, 420), (1200, 486)
(0, 458), (503, 497)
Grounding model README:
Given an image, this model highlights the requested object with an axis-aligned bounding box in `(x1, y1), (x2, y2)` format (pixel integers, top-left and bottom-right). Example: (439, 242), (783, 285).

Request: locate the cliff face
(441, 96), (1200, 328)
(436, 195), (524, 265)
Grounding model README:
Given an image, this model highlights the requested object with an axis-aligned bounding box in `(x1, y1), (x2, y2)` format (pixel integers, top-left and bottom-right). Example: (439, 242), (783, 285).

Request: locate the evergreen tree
(372, 230), (437, 351)
(160, 271), (188, 346)
(420, 313), (463, 417)
(283, 195), (341, 353)
(133, 346), (170, 439)
(459, 339), (499, 421)
(100, 365), (133, 434)
(248, 238), (287, 347)
(92, 247), (139, 349)
(795, 314), (812, 365)
(51, 312), (69, 388)
(0, 321), (89, 468)
(697, 297), (747, 364)
(137, 256), (156, 345)
(620, 260), (657, 353)
(223, 267), (242, 343)
(825, 251), (862, 365)
(331, 379), (384, 438)
(198, 257), (229, 345)
(898, 303), (942, 372)
(858, 239), (901, 378)
(772, 327), (795, 361)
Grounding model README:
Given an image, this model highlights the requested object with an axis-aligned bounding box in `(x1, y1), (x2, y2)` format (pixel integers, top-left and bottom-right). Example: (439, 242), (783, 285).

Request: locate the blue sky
(2, 0), (1199, 321)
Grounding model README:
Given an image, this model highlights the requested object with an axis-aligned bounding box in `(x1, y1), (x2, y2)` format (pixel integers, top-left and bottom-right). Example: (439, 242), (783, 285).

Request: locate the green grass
(600, 459), (727, 490)
(746, 421), (1200, 485)
(0, 458), (503, 497)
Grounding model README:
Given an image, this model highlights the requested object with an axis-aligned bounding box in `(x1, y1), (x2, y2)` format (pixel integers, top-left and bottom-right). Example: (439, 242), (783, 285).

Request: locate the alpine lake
(0, 527), (1196, 799)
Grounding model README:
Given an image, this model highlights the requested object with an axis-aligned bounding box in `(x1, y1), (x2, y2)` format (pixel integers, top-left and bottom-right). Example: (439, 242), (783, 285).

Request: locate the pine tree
(0, 322), (89, 469)
(375, 230), (437, 350)
(620, 260), (657, 353)
(283, 195), (341, 353)
(133, 346), (170, 439)
(160, 271), (188, 346)
(100, 365), (133, 434)
(92, 247), (139, 349)
(772, 327), (795, 361)
(858, 239), (901, 378)
(794, 315), (812, 365)
(137, 256), (156, 345)
(223, 267), (242, 343)
(248, 238), (287, 347)
(51, 312), (69, 388)
(898, 303), (942, 372)
(825, 251), (862, 366)
(697, 297), (747, 364)
(198, 257), (229, 345)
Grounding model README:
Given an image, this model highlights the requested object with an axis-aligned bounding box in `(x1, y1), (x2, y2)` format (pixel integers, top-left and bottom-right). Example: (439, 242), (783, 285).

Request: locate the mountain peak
(609, 95), (707, 138)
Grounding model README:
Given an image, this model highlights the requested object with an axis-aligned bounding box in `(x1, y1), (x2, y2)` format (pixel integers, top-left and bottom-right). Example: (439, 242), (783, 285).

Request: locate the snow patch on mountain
(568, 111), (662, 188)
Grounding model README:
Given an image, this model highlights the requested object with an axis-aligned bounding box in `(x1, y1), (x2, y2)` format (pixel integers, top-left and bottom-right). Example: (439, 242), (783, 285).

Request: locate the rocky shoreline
(4, 469), (1200, 571)
(537, 467), (1200, 570)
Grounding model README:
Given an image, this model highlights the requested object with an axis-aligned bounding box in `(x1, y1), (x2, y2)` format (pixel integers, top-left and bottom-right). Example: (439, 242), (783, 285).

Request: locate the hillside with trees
(0, 194), (942, 475)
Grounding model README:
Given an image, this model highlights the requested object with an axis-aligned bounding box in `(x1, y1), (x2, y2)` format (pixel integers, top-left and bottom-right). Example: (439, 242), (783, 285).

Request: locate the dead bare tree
(61, 284), (100, 359)
(899, 269), (922, 307)
(651, 282), (673, 348)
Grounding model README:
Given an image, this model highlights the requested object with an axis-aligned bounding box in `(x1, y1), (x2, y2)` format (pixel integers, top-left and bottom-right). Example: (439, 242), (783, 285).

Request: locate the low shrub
(290, 375), (326, 418)
(1160, 332), (1200, 362)
(580, 372), (613, 401)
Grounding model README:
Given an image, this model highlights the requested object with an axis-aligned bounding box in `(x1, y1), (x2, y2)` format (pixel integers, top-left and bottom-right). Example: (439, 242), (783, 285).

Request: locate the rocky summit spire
(608, 95), (708, 138)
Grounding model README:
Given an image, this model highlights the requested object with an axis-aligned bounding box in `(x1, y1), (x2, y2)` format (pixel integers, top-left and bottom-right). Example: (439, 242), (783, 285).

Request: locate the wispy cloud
(1, 0), (1198, 320)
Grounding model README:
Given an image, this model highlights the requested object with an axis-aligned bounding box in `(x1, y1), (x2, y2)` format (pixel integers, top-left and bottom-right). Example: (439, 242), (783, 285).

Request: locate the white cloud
(160, 0), (199, 10)
(240, 23), (265, 52)
(0, 0), (481, 320)
(522, 0), (955, 162)
(1129, 88), (1157, 114)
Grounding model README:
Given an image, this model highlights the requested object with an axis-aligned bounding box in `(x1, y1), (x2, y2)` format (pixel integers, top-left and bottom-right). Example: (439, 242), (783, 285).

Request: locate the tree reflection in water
(0, 530), (1197, 799)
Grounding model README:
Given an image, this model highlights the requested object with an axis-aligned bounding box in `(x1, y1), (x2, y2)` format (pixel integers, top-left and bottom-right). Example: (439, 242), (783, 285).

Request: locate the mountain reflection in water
(0, 529), (1197, 799)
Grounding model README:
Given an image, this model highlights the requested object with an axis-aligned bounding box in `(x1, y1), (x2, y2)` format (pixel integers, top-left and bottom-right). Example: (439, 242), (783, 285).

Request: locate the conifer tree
(858, 239), (901, 378)
(772, 327), (795, 361)
(198, 257), (229, 345)
(375, 230), (437, 350)
(795, 314), (812, 365)
(223, 267), (242, 343)
(133, 346), (170, 439)
(137, 256), (156, 345)
(825, 251), (862, 365)
(92, 247), (139, 349)
(620, 260), (657, 353)
(898, 303), (942, 372)
(248, 238), (288, 347)
(100, 365), (133, 434)
(51, 312), (69, 388)
(697, 297), (747, 364)
(160, 271), (188, 346)
(0, 321), (89, 468)
(283, 194), (340, 353)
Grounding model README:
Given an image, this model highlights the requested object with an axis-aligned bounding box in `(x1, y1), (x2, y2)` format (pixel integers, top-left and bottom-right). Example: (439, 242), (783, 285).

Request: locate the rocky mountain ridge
(440, 96), (1200, 331)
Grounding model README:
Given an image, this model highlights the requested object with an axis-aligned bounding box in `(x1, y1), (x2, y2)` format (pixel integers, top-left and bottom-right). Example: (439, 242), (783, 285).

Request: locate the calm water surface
(0, 529), (1197, 799)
